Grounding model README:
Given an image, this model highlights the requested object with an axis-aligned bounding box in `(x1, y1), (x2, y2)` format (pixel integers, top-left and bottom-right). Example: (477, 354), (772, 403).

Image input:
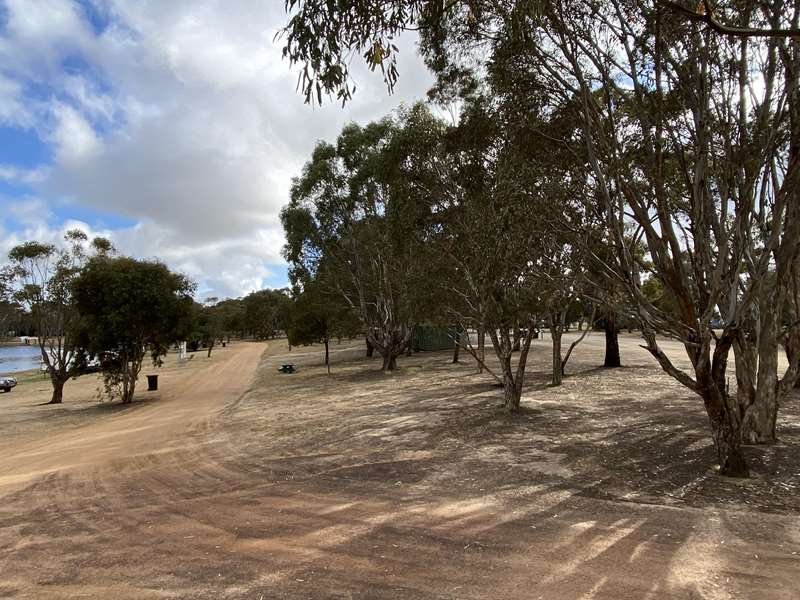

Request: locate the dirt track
(1, 335), (799, 599)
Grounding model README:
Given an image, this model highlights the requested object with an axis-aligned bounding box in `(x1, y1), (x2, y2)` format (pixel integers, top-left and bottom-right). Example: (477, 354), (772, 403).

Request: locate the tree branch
(658, 0), (800, 38)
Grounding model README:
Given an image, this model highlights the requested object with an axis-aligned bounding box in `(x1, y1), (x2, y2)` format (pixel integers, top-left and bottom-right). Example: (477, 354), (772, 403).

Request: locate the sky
(0, 0), (433, 299)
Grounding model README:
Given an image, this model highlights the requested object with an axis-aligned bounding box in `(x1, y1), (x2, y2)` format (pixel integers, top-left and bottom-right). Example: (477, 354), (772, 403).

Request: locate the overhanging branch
(658, 0), (800, 38)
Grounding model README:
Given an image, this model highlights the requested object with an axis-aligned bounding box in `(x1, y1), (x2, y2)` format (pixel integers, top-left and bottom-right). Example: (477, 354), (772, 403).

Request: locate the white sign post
(179, 341), (187, 362)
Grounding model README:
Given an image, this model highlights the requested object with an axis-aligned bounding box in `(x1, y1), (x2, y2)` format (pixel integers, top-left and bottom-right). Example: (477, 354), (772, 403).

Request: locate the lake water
(0, 345), (43, 374)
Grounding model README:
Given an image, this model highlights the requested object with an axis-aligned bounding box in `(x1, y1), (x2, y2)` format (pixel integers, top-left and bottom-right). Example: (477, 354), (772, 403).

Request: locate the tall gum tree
(279, 0), (800, 476)
(420, 99), (550, 411)
(282, 116), (431, 371)
(525, 0), (800, 475)
(8, 231), (113, 404)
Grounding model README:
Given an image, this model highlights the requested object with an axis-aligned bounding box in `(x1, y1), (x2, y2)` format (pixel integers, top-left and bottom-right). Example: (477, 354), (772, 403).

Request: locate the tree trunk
(497, 349), (521, 411)
(325, 337), (330, 375)
(207, 340), (215, 358)
(503, 376), (522, 411)
(736, 310), (781, 445)
(551, 327), (563, 386)
(122, 364), (136, 404)
(477, 327), (486, 373)
(48, 377), (65, 404)
(382, 352), (397, 371)
(452, 328), (460, 363)
(368, 327), (409, 373)
(366, 338), (374, 358)
(710, 409), (749, 477)
(743, 314), (780, 444)
(121, 353), (142, 404)
(603, 311), (620, 368)
(490, 325), (535, 413)
(742, 388), (778, 444)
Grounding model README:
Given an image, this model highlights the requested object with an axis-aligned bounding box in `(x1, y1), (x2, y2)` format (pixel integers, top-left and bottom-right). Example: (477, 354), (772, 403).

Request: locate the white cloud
(51, 102), (103, 165)
(0, 0), (434, 298)
(0, 0), (97, 75)
(0, 164), (46, 184)
(0, 73), (32, 127)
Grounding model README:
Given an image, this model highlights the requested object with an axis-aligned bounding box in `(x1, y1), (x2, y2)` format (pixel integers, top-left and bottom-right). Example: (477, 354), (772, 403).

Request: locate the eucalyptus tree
(287, 270), (361, 372)
(214, 298), (246, 341)
(412, 98), (555, 410)
(197, 298), (226, 357)
(282, 113), (435, 371)
(520, 0), (800, 474)
(500, 95), (598, 386)
(0, 267), (19, 337)
(242, 289), (292, 339)
(73, 257), (194, 404)
(7, 231), (112, 404)
(282, 0), (800, 476)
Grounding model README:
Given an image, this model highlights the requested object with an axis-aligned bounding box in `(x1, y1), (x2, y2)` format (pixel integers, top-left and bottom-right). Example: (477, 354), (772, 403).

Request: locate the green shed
(411, 326), (455, 352)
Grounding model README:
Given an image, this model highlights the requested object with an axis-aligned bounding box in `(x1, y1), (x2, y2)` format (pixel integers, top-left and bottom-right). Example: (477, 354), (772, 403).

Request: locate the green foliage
(7, 230), (113, 403)
(282, 107), (443, 369)
(73, 257), (195, 403)
(287, 278), (360, 349)
(281, 0), (431, 104)
(242, 289), (292, 339)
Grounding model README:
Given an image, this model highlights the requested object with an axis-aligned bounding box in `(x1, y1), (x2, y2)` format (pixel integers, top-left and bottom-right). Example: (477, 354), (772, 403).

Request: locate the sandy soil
(0, 334), (798, 599)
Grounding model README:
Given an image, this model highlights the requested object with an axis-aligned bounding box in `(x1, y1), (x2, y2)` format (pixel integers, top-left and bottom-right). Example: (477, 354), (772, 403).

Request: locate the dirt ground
(0, 334), (798, 599)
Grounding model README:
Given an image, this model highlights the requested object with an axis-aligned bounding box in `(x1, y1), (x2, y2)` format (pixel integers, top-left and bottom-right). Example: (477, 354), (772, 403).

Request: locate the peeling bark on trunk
(735, 308), (786, 445)
(743, 311), (779, 443)
(712, 420), (749, 477)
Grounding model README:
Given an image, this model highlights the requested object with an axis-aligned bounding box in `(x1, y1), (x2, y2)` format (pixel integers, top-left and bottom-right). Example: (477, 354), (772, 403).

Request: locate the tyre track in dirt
(1, 337), (799, 599)
(0, 342), (273, 597)
(0, 342), (267, 494)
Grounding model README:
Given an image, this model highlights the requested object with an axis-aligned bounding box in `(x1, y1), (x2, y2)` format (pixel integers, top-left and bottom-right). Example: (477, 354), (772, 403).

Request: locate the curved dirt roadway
(1, 335), (798, 599)
(0, 342), (267, 493)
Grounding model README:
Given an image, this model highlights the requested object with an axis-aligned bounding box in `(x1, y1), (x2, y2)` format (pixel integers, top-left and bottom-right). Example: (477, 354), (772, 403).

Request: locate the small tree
(287, 278), (359, 373)
(215, 298), (246, 341)
(7, 230), (110, 404)
(197, 297), (226, 357)
(0, 267), (20, 338)
(242, 289), (292, 339)
(73, 257), (194, 404)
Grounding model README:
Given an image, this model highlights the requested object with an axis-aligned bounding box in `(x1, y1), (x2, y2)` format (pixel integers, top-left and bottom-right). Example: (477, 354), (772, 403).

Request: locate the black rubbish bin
(147, 375), (158, 391)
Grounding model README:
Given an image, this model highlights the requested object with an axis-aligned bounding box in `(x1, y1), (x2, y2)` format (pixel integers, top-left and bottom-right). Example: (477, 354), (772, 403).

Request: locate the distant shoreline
(0, 340), (39, 347)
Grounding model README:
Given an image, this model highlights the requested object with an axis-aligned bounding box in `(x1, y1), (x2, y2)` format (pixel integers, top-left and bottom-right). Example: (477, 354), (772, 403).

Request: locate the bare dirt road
(1, 335), (799, 599)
